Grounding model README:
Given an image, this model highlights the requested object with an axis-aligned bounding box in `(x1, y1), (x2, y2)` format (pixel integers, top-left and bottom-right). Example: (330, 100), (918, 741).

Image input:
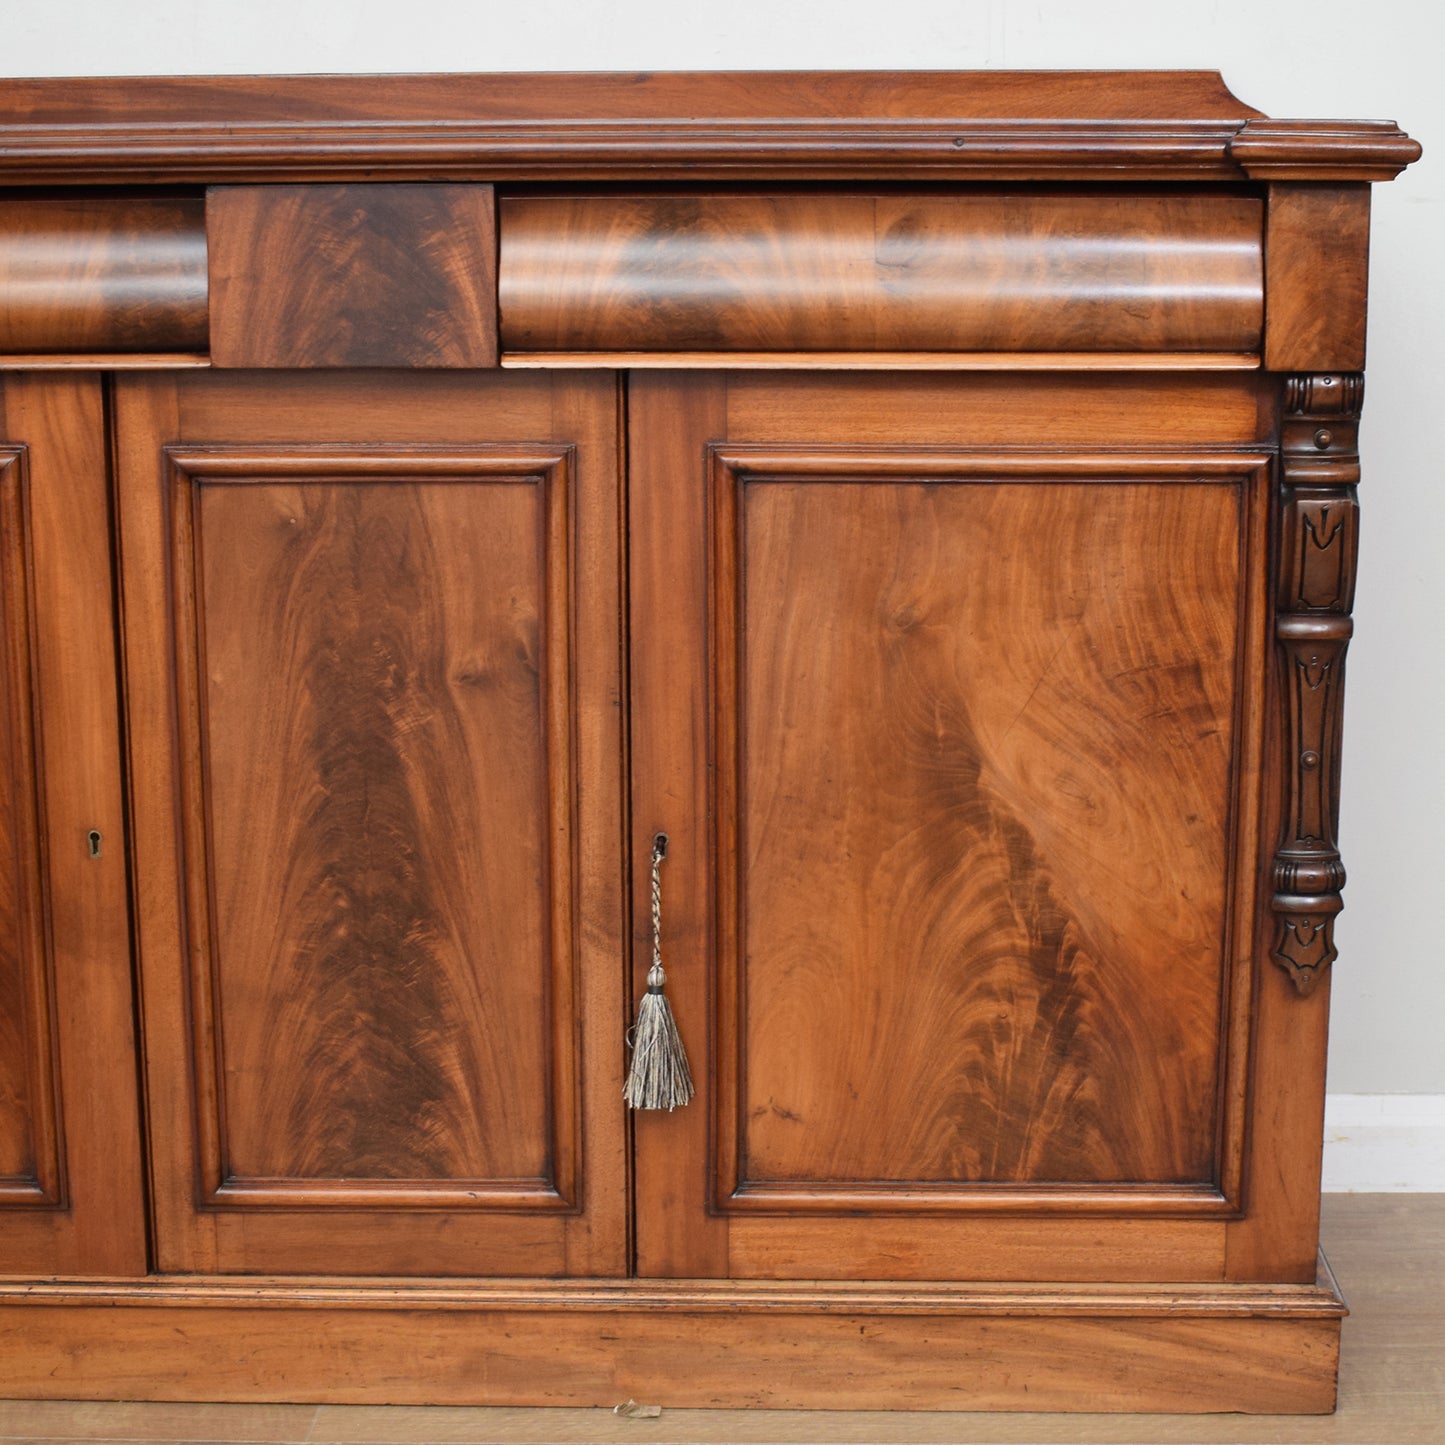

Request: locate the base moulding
(0, 1255), (1347, 1414)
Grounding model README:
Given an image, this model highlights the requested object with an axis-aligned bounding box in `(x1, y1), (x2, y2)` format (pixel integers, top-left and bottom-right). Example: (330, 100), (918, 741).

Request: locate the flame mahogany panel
(177, 449), (568, 1201)
(713, 457), (1256, 1204)
(499, 193), (1264, 356)
(207, 184), (497, 368)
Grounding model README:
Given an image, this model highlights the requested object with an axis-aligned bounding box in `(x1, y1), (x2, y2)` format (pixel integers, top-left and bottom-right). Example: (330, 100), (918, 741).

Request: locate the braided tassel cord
(624, 834), (694, 1111)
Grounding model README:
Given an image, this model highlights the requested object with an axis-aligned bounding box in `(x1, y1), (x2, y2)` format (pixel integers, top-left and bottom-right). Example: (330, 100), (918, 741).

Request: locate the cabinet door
(0, 375), (147, 1276)
(116, 371), (627, 1276)
(630, 371), (1275, 1282)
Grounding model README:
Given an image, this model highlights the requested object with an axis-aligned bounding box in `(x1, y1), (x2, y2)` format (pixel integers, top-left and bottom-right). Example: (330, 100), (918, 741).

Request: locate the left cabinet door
(115, 371), (628, 1276)
(0, 375), (147, 1275)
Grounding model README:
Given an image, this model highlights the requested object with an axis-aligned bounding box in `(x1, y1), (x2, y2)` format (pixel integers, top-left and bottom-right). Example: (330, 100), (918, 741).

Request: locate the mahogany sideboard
(0, 71), (1420, 1412)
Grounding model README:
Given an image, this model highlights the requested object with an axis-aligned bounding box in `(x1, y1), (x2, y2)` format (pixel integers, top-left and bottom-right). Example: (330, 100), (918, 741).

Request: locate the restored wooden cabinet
(0, 70), (1419, 1412)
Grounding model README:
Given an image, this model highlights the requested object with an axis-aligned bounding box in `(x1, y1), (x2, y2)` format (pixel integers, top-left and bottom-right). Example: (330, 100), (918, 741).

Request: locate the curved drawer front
(0, 198), (208, 355)
(500, 193), (1264, 357)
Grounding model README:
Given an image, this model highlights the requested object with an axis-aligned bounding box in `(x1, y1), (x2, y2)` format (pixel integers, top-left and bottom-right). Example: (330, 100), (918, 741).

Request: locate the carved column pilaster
(1271, 373), (1362, 995)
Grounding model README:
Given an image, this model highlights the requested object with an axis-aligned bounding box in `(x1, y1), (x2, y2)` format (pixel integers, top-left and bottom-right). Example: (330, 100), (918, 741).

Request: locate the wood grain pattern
(1263, 186), (1372, 373)
(172, 447), (570, 1205)
(175, 370), (552, 441)
(0, 196), (207, 355)
(0, 444), (60, 1204)
(0, 70), (1266, 125)
(13, 1193), (1439, 1425)
(0, 375), (147, 1276)
(630, 372), (1273, 1283)
(1221, 376), (1342, 1285)
(0, 72), (1415, 186)
(722, 371), (1270, 447)
(627, 372), (731, 1282)
(1225, 967), (1333, 1284)
(712, 452), (1260, 1208)
(116, 371), (626, 1277)
(722, 1214), (1230, 1285)
(1225, 556), (1332, 1283)
(500, 193), (1264, 355)
(207, 185), (497, 368)
(0, 1270), (1344, 1412)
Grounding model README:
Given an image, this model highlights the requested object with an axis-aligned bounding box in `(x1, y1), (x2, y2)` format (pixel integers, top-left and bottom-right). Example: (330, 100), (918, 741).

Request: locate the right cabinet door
(629, 370), (1280, 1282)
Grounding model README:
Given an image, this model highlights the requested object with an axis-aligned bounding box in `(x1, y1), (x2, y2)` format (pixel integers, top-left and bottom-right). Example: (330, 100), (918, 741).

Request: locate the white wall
(4, 0), (1441, 1098)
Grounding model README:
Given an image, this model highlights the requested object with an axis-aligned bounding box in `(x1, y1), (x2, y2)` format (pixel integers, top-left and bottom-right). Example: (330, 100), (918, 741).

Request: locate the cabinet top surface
(0, 70), (1418, 184)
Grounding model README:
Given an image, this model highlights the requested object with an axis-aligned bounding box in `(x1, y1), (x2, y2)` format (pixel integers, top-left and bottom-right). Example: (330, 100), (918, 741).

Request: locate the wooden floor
(0, 1195), (1439, 1444)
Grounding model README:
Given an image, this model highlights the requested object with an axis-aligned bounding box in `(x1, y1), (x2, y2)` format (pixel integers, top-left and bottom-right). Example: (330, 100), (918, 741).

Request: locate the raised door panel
(718, 455), (1248, 1205)
(116, 372), (626, 1276)
(0, 375), (147, 1275)
(630, 372), (1272, 1281)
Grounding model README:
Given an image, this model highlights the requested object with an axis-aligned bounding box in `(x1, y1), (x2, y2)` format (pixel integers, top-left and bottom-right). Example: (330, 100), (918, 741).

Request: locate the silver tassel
(624, 833), (694, 1111)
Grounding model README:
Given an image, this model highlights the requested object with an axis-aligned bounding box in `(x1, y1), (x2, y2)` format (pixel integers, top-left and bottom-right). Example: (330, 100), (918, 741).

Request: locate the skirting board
(1322, 1094), (1445, 1192)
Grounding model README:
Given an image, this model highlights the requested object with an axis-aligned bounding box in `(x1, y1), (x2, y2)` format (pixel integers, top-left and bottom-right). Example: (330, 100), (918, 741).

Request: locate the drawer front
(0, 198), (207, 356)
(499, 192), (1264, 358)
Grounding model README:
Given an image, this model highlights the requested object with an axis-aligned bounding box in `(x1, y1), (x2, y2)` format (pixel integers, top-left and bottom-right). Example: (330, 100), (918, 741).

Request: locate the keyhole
(86, 830), (102, 859)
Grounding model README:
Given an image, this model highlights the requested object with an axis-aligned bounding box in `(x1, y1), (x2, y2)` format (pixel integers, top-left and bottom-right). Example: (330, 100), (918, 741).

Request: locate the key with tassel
(624, 832), (694, 1110)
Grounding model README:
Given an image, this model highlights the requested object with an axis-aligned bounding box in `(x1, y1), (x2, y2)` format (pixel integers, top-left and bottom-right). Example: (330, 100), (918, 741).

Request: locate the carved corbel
(1271, 373), (1362, 994)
